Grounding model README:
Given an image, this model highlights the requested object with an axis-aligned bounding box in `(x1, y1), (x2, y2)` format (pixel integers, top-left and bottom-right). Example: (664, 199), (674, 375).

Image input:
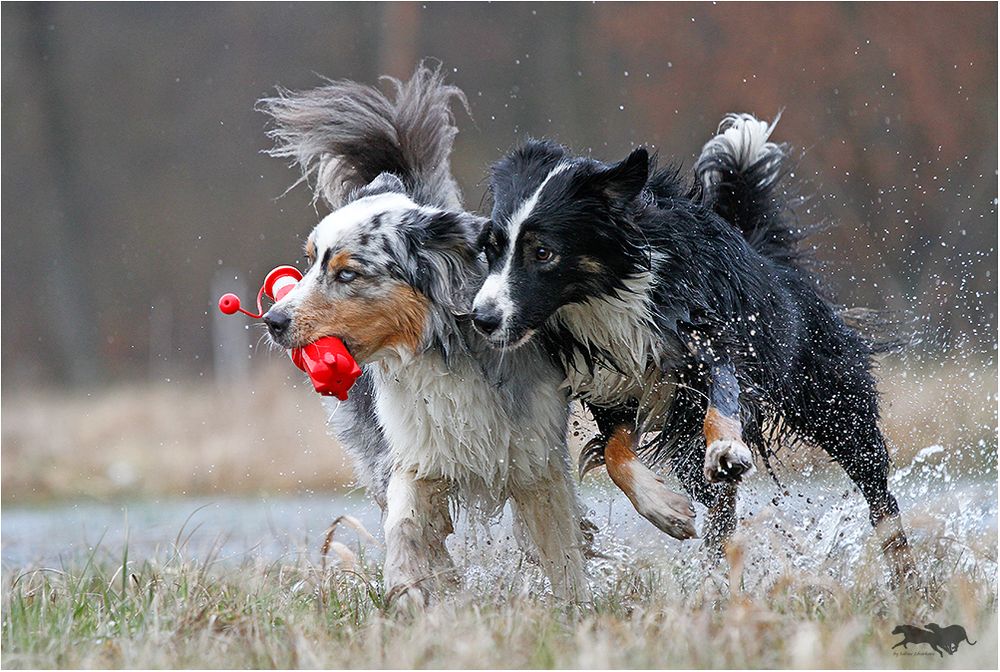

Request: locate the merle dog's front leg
(383, 469), (457, 610)
(700, 356), (756, 484)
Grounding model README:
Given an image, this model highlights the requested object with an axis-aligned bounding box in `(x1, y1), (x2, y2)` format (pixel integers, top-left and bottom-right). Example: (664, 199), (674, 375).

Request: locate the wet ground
(3, 445), (996, 592)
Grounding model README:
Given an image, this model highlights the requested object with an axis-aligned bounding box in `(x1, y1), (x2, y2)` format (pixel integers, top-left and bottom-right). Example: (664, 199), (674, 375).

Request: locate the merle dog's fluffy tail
(695, 113), (806, 269)
(258, 62), (468, 210)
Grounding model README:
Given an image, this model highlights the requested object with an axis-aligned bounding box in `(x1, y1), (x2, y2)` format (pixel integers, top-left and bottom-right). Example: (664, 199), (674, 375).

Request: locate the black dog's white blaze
(473, 162), (570, 346)
(473, 141), (650, 358)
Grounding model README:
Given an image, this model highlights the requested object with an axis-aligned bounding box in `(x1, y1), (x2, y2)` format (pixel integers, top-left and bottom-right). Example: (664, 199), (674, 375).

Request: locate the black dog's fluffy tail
(257, 62), (469, 210)
(695, 113), (806, 269)
(696, 113), (911, 354)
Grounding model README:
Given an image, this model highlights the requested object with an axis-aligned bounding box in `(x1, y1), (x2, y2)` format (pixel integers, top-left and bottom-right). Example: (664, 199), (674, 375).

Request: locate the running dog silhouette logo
(892, 623), (977, 656)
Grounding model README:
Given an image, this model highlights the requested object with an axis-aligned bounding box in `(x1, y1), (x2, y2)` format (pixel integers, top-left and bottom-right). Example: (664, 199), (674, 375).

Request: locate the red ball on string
(216, 264), (361, 400)
(218, 293), (241, 315)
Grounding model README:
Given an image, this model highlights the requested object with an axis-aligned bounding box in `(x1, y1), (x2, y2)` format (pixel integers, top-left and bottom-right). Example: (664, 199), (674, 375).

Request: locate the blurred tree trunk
(380, 3), (420, 80)
(26, 4), (101, 385)
(529, 3), (585, 145)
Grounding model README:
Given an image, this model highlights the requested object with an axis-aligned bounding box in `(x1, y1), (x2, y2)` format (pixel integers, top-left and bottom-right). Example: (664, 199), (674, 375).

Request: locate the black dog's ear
(587, 147), (650, 203)
(474, 219), (492, 251)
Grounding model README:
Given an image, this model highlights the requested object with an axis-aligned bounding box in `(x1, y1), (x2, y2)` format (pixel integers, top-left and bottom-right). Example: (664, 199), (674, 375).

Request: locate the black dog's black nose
(473, 306), (503, 335)
(263, 309), (292, 338)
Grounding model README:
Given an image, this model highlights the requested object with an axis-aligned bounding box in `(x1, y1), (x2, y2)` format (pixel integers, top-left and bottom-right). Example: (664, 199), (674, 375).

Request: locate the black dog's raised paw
(704, 439), (755, 483)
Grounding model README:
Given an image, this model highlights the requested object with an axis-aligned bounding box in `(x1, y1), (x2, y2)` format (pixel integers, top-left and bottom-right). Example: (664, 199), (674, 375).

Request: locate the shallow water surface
(3, 446), (996, 592)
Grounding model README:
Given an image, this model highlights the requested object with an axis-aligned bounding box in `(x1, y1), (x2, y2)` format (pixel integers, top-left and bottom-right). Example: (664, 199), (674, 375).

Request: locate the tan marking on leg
(602, 426), (638, 493)
(703, 407), (754, 483)
(704, 406), (742, 445)
(603, 425), (697, 540)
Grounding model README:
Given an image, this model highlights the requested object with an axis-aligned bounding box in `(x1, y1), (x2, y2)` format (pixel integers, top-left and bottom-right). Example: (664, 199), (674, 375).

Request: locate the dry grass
(2, 356), (996, 668)
(2, 358), (995, 503)
(1, 516), (996, 669)
(1, 363), (353, 503)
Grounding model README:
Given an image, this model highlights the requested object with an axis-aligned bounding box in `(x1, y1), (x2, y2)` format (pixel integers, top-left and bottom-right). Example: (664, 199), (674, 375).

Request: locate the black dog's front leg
(577, 401), (638, 478)
(578, 401), (696, 540)
(683, 332), (756, 484)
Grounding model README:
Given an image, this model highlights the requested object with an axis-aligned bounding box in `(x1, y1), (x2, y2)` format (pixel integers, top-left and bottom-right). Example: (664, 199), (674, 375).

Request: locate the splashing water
(2, 445), (995, 601)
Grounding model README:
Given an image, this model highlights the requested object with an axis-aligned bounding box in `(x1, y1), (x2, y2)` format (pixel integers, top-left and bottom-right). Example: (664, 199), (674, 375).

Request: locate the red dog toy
(218, 266), (361, 401)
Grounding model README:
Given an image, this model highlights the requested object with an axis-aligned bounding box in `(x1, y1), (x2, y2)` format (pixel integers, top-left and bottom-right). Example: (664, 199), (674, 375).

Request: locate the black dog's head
(471, 140), (650, 348)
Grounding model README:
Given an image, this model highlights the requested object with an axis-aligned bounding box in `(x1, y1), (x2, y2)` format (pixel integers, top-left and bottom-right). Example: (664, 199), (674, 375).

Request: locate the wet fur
(475, 114), (913, 581)
(259, 65), (590, 603)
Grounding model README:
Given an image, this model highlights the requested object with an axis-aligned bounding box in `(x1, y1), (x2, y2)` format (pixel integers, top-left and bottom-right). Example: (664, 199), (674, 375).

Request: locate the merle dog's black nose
(473, 306), (502, 335)
(263, 309), (291, 338)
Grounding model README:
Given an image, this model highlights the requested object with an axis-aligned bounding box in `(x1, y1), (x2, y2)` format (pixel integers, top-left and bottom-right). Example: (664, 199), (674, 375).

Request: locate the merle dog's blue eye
(336, 269), (358, 283)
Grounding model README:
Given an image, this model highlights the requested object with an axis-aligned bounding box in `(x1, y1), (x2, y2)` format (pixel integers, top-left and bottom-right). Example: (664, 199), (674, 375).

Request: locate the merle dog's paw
(704, 439), (756, 483)
(384, 582), (429, 614)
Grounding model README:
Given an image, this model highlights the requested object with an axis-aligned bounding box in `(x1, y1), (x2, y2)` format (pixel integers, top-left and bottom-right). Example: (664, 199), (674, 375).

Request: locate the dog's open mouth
(483, 328), (537, 351)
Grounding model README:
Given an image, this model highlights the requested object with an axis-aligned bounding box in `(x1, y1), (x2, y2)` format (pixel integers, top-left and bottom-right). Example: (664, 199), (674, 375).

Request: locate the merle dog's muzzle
(263, 308), (292, 344)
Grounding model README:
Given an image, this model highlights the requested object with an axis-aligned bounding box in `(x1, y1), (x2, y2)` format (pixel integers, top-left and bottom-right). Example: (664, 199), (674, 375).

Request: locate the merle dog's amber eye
(535, 247), (554, 262)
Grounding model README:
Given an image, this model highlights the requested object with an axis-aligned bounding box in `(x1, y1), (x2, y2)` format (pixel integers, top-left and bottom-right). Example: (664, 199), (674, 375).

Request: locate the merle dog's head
(263, 173), (485, 362)
(471, 140), (650, 348)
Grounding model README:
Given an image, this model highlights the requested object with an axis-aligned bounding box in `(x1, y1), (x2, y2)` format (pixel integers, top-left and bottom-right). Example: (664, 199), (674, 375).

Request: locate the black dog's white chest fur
(554, 270), (679, 431)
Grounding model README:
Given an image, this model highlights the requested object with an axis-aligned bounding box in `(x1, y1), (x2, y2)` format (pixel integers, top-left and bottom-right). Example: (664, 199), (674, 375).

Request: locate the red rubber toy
(289, 339), (362, 401)
(217, 266), (362, 400)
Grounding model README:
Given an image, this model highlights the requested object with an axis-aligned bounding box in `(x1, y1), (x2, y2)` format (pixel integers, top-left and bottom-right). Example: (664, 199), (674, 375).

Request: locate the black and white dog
(471, 115), (916, 585)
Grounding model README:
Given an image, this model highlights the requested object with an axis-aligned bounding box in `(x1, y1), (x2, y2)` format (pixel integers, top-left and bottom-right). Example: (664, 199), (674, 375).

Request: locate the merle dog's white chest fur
(372, 349), (569, 509)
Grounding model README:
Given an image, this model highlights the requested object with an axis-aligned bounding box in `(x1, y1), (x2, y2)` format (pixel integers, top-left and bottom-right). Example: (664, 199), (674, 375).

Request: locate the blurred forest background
(2, 2), (996, 501)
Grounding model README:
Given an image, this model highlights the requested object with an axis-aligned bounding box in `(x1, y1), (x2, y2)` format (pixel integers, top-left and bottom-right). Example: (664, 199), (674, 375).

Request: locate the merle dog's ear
(412, 211), (487, 255)
(348, 172), (407, 202)
(407, 210), (487, 315)
(587, 147), (650, 203)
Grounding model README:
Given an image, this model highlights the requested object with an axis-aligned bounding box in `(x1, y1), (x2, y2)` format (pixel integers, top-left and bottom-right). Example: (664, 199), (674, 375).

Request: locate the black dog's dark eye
(335, 269), (358, 283)
(535, 247), (554, 262)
